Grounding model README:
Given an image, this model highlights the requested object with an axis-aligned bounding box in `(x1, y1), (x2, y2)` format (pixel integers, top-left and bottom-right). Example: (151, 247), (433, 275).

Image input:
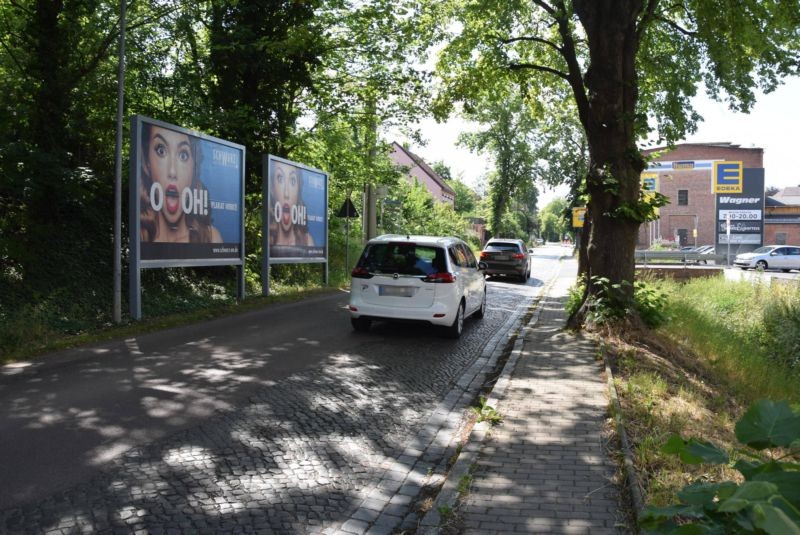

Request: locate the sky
(397, 76), (800, 208)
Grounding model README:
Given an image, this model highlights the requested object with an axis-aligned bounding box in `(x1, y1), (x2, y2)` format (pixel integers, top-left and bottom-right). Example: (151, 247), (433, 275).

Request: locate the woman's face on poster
(272, 161), (301, 232)
(146, 126), (194, 226)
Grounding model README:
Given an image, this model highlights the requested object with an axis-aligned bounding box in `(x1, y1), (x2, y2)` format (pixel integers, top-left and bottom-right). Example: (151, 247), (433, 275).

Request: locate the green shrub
(640, 400), (800, 534)
(634, 280), (669, 328)
(568, 276), (667, 328)
(565, 275), (586, 317)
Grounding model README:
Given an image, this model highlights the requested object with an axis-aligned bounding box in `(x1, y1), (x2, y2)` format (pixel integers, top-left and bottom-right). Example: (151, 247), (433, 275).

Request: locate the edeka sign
(713, 161), (743, 194)
(715, 168), (764, 248)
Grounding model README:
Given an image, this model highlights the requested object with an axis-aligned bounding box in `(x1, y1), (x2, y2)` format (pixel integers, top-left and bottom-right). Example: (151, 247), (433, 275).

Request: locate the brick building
(389, 142), (456, 206)
(765, 187), (800, 245)
(639, 143), (764, 248)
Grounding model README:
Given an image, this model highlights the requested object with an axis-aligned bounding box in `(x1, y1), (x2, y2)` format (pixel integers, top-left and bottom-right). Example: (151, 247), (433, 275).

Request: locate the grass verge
(601, 275), (800, 508)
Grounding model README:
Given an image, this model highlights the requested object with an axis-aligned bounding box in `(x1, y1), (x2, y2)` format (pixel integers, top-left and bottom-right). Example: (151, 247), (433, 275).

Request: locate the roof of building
(768, 186), (800, 206)
(391, 142), (456, 196)
(642, 141), (763, 154)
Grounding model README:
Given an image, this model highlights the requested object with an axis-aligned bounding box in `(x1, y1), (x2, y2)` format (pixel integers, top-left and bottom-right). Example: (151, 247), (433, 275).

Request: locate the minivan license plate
(379, 285), (414, 297)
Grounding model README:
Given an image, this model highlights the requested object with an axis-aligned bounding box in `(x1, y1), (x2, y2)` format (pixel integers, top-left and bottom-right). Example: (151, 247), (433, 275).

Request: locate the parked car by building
(348, 235), (486, 338)
(734, 245), (800, 271)
(479, 238), (531, 282)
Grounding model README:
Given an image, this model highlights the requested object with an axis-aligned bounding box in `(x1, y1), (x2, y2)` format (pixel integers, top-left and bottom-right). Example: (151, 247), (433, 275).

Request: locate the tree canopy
(434, 0), (800, 326)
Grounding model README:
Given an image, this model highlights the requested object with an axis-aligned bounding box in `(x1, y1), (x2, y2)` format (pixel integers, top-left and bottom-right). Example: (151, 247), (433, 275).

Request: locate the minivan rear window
(357, 243), (447, 276)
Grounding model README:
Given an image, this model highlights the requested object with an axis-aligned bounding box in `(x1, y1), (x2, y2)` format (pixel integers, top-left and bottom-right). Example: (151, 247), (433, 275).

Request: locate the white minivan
(348, 235), (487, 338)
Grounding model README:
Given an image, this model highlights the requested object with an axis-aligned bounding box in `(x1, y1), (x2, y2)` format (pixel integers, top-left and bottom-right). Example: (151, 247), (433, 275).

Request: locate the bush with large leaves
(640, 400), (800, 534)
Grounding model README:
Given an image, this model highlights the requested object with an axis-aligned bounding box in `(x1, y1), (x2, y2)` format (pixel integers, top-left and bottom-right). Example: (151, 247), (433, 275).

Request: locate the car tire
(444, 301), (465, 339)
(474, 290), (486, 319)
(756, 260), (768, 270)
(351, 317), (371, 332)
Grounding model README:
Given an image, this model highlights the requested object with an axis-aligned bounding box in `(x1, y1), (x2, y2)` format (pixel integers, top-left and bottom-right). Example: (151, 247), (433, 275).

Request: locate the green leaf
(677, 481), (737, 506)
(717, 481), (779, 513)
(662, 434), (729, 465)
(735, 400), (800, 449)
(752, 502), (800, 535)
(754, 471), (800, 509)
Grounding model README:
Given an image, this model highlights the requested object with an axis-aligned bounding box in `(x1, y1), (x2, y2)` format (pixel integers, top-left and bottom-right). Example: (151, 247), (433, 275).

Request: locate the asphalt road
(0, 245), (569, 532)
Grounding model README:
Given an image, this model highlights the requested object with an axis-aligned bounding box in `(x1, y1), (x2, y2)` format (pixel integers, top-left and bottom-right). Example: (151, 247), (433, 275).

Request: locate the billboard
(264, 155), (328, 263)
(716, 167), (764, 247)
(130, 116), (245, 265)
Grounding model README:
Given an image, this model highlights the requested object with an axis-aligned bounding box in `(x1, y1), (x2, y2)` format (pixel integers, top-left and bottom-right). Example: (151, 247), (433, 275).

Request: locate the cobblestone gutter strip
(418, 266), (563, 533)
(605, 359), (645, 520)
(337, 292), (538, 535)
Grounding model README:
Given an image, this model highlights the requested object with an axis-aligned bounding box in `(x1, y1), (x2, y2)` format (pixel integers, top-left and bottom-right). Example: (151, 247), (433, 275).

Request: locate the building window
(678, 189), (688, 205)
(776, 232), (787, 245)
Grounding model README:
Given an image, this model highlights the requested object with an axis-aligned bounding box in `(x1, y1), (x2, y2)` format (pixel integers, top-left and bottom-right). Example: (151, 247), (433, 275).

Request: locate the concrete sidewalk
(456, 258), (626, 534)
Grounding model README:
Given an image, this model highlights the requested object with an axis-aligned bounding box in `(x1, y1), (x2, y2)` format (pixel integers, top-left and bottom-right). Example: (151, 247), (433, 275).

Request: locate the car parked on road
(734, 245), (800, 271)
(348, 234), (486, 338)
(479, 238), (531, 282)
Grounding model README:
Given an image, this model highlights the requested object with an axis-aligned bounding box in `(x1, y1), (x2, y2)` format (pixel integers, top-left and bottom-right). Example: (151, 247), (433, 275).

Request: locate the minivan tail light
(479, 252), (489, 259)
(423, 272), (456, 283)
(351, 267), (373, 279)
(511, 253), (525, 259)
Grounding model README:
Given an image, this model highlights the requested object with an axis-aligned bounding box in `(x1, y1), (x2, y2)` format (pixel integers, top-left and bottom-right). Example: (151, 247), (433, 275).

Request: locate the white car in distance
(734, 245), (800, 271)
(348, 235), (487, 338)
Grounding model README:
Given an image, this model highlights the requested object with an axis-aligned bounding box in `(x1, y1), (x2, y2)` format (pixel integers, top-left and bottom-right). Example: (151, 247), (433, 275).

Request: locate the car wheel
(474, 290), (486, 319)
(444, 301), (465, 338)
(351, 317), (371, 332)
(756, 260), (768, 270)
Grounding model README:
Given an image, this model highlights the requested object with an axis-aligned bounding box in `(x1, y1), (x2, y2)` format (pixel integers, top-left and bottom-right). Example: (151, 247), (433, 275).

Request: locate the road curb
(605, 357), (645, 521)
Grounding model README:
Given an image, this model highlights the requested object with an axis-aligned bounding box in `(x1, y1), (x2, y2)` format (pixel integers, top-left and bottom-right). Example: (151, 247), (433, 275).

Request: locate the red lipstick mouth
(165, 185), (180, 214)
(282, 203), (291, 225)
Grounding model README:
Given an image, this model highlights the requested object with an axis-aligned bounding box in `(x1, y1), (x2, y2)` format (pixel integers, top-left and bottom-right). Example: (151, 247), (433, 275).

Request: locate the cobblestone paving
(1, 281), (543, 534)
(458, 258), (626, 534)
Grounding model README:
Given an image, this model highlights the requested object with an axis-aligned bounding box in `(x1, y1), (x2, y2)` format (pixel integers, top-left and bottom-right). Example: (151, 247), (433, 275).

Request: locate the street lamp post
(113, 0), (126, 323)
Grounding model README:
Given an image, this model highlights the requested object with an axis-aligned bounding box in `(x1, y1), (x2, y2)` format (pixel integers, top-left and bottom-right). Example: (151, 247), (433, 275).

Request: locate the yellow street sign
(572, 207), (586, 228)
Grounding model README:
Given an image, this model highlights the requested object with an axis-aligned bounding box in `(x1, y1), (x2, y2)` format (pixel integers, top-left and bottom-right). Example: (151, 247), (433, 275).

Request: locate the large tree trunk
(569, 1), (647, 327)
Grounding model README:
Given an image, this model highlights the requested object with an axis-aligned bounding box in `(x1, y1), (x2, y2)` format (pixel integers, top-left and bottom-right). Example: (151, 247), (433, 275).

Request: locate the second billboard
(264, 155), (328, 262)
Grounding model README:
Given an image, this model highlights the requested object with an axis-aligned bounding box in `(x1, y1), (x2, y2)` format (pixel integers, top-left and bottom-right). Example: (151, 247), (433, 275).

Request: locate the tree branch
(531, 0), (557, 16)
(552, 0), (590, 130)
(636, 0), (661, 39)
(508, 62), (569, 81)
(500, 35), (562, 54)
(655, 14), (697, 37)
(72, 3), (178, 86)
(0, 36), (27, 75)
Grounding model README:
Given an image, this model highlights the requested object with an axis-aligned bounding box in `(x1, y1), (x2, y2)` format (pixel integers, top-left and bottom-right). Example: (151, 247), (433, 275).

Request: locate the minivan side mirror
(478, 261), (488, 271)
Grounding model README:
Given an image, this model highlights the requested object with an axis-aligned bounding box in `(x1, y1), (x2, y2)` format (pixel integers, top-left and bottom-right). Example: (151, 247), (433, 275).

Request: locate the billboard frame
(262, 154), (329, 296)
(129, 115), (246, 320)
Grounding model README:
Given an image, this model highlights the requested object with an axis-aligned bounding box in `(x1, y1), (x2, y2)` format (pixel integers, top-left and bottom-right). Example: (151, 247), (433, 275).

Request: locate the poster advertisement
(716, 167), (764, 248)
(264, 155), (328, 262)
(131, 116), (245, 263)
